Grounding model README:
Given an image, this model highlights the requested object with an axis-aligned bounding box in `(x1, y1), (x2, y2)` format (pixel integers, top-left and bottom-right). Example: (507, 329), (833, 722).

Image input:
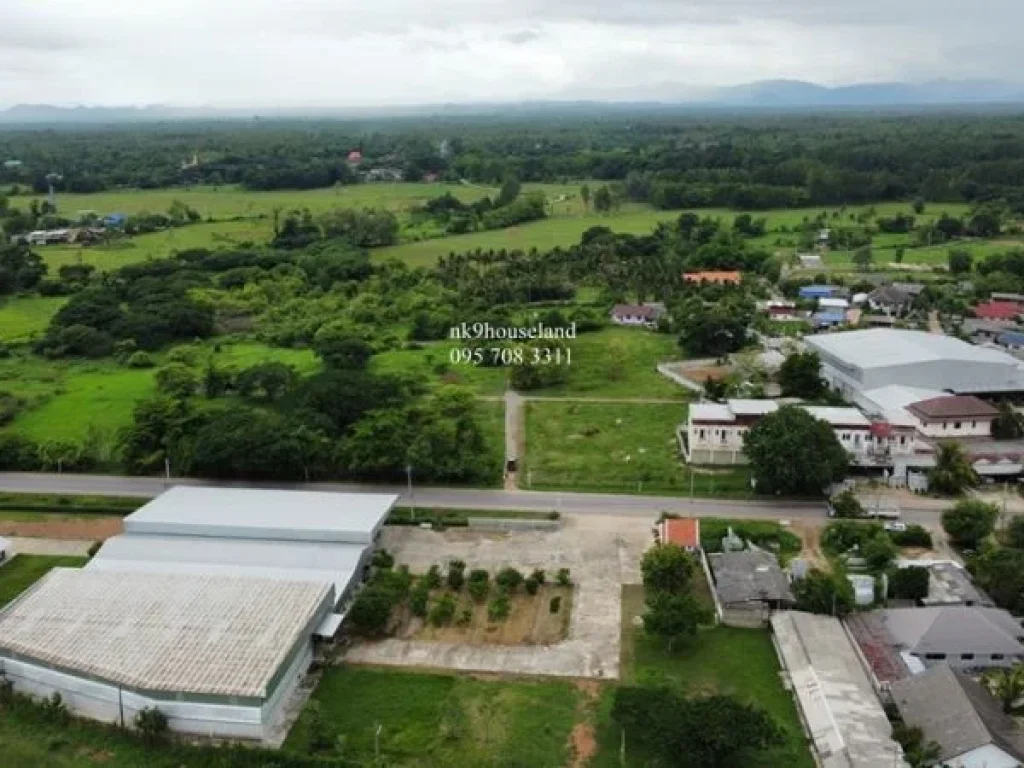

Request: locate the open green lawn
(0, 295), (67, 343)
(0, 340), (321, 451)
(0, 554), (87, 609)
(475, 399), (507, 481)
(523, 400), (752, 496)
(285, 666), (581, 767)
(591, 585), (813, 768)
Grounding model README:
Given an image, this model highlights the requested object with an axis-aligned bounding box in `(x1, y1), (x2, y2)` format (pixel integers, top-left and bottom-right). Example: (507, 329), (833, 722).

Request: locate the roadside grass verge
(285, 666), (580, 766)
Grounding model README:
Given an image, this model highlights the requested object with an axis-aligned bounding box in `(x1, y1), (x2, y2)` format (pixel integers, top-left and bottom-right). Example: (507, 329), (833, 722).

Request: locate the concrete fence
(467, 518), (561, 532)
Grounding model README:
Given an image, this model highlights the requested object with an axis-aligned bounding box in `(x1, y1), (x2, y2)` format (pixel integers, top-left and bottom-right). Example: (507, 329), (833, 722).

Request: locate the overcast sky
(1, 0), (1021, 107)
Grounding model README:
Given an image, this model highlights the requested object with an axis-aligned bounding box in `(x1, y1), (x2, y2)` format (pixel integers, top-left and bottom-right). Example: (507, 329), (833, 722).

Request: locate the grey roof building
(914, 562), (995, 608)
(771, 611), (905, 767)
(0, 486), (398, 742)
(891, 664), (1024, 767)
(876, 606), (1024, 670)
(709, 549), (794, 607)
(805, 329), (1024, 396)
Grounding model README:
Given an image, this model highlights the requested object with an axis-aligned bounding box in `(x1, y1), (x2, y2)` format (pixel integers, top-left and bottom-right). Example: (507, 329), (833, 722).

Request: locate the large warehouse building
(805, 329), (1024, 397)
(0, 486), (397, 741)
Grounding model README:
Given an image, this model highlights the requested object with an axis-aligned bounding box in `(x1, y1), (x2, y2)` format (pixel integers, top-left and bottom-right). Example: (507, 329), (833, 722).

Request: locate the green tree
(702, 376), (730, 402)
(744, 406), (849, 495)
(1007, 516), (1024, 549)
(643, 591), (710, 650)
(863, 532), (898, 572)
(312, 322), (373, 369)
(134, 707), (169, 746)
(948, 248), (974, 275)
(928, 442), (979, 495)
(611, 687), (783, 768)
(793, 569), (854, 616)
(829, 489), (865, 518)
(892, 723), (942, 768)
(155, 363), (200, 399)
(991, 401), (1024, 440)
(778, 351), (826, 399)
(235, 362), (297, 401)
(580, 184), (591, 211)
(941, 499), (998, 548)
(852, 245), (873, 271)
(496, 176), (521, 207)
(888, 566), (930, 601)
(641, 544), (695, 594)
(984, 665), (1024, 713)
(593, 185), (613, 213)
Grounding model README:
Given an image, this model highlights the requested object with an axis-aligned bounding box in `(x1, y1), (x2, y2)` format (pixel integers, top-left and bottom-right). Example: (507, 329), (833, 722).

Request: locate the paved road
(0, 472), (948, 524)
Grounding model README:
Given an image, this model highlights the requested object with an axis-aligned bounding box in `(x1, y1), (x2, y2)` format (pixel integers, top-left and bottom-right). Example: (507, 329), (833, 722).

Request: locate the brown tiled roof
(907, 395), (999, 420)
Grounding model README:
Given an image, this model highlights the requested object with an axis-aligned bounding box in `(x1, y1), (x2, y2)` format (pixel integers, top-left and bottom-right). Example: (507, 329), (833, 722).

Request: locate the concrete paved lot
(4, 537), (94, 556)
(344, 513), (653, 679)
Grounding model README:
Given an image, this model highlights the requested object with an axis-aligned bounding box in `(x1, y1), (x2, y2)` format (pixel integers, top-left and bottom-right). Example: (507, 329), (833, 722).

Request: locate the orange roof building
(683, 271), (741, 285)
(658, 517), (701, 551)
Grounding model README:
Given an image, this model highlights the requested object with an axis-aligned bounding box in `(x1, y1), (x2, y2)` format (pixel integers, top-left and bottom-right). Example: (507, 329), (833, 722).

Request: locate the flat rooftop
(125, 486), (398, 544)
(88, 533), (366, 598)
(0, 568), (331, 699)
(806, 329), (1021, 370)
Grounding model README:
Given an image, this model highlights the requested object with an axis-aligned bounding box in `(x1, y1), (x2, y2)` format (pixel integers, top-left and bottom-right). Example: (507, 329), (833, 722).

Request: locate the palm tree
(985, 665), (1024, 713)
(928, 442), (979, 495)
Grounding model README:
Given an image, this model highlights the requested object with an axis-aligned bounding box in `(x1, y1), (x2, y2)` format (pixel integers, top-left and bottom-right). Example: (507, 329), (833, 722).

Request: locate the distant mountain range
(3, 80), (1024, 123)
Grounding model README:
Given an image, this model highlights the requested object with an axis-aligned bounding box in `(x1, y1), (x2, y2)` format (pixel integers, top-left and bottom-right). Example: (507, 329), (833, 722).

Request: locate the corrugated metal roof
(125, 486), (396, 544)
(689, 402), (735, 422)
(806, 329), (1021, 369)
(0, 568), (331, 699)
(87, 533), (365, 598)
(803, 406), (871, 427)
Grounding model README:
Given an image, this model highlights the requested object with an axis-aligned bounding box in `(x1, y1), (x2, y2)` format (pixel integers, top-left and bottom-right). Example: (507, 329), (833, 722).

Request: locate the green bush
(530, 568), (546, 585)
(888, 566), (930, 601)
(889, 525), (932, 548)
(126, 351), (156, 368)
(410, 583), (430, 618)
(524, 576), (540, 595)
(447, 559), (466, 590)
(41, 692), (69, 725)
(456, 608), (473, 626)
(556, 568), (571, 586)
(134, 706), (169, 746)
(495, 567), (524, 593)
(468, 574), (489, 602)
(429, 593), (457, 626)
(488, 593), (511, 622)
(371, 549), (394, 569)
(821, 520), (884, 555)
(700, 519), (802, 558)
(423, 564), (443, 589)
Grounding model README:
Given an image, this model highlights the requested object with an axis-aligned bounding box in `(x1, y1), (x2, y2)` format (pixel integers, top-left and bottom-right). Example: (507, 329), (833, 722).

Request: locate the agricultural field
(590, 585), (813, 768)
(522, 400), (751, 496)
(285, 666), (582, 766)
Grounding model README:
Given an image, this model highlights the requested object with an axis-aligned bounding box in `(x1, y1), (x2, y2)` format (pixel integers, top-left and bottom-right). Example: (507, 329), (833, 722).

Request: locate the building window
(992, 654), (1005, 661)
(954, 421), (962, 429)
(699, 429), (705, 440)
(961, 653), (975, 661)
(900, 436), (906, 446)
(972, 421), (977, 428)
(924, 653), (947, 660)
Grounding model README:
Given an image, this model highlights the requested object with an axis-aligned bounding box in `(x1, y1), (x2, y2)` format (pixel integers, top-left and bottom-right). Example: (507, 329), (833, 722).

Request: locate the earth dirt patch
(0, 517), (122, 541)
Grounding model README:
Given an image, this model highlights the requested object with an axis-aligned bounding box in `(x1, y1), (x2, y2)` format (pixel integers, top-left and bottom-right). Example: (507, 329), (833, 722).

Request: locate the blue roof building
(103, 213), (127, 227)
(813, 311), (847, 328)
(996, 330), (1024, 349)
(800, 285), (842, 299)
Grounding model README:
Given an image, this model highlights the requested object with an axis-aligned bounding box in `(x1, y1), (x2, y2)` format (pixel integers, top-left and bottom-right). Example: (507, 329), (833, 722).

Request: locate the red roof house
(346, 150), (363, 164)
(658, 518), (701, 551)
(972, 301), (1023, 322)
(683, 271), (742, 285)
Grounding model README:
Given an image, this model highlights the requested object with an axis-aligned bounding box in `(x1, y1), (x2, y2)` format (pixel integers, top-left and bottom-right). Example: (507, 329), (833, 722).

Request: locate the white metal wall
(0, 645), (314, 742)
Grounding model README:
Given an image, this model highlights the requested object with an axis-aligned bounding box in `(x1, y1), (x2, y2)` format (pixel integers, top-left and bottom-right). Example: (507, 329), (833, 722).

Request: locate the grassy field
(523, 400), (752, 496)
(0, 340), (321, 449)
(591, 585), (813, 768)
(285, 666), (581, 766)
(0, 295), (67, 343)
(0, 554), (87, 609)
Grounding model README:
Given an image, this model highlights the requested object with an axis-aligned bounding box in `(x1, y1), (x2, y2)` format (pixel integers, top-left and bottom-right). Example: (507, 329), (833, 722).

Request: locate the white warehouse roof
(87, 534), (366, 598)
(0, 568), (332, 699)
(807, 329), (1020, 370)
(125, 486), (397, 545)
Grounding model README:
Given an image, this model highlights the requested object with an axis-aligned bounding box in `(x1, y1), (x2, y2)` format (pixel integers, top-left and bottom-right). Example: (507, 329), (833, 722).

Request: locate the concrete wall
(918, 418), (993, 438)
(467, 518), (560, 532)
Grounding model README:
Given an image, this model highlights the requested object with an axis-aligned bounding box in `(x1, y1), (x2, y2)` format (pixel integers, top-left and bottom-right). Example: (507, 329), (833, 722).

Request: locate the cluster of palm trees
(984, 664), (1024, 713)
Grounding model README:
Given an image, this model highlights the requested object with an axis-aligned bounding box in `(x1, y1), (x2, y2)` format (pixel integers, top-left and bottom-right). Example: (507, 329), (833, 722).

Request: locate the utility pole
(405, 464), (414, 520)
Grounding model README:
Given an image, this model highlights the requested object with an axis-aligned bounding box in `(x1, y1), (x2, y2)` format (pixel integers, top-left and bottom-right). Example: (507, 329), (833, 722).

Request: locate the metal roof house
(805, 329), (1024, 397)
(0, 486), (397, 742)
(891, 664), (1024, 768)
(771, 611), (904, 767)
(709, 549), (794, 626)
